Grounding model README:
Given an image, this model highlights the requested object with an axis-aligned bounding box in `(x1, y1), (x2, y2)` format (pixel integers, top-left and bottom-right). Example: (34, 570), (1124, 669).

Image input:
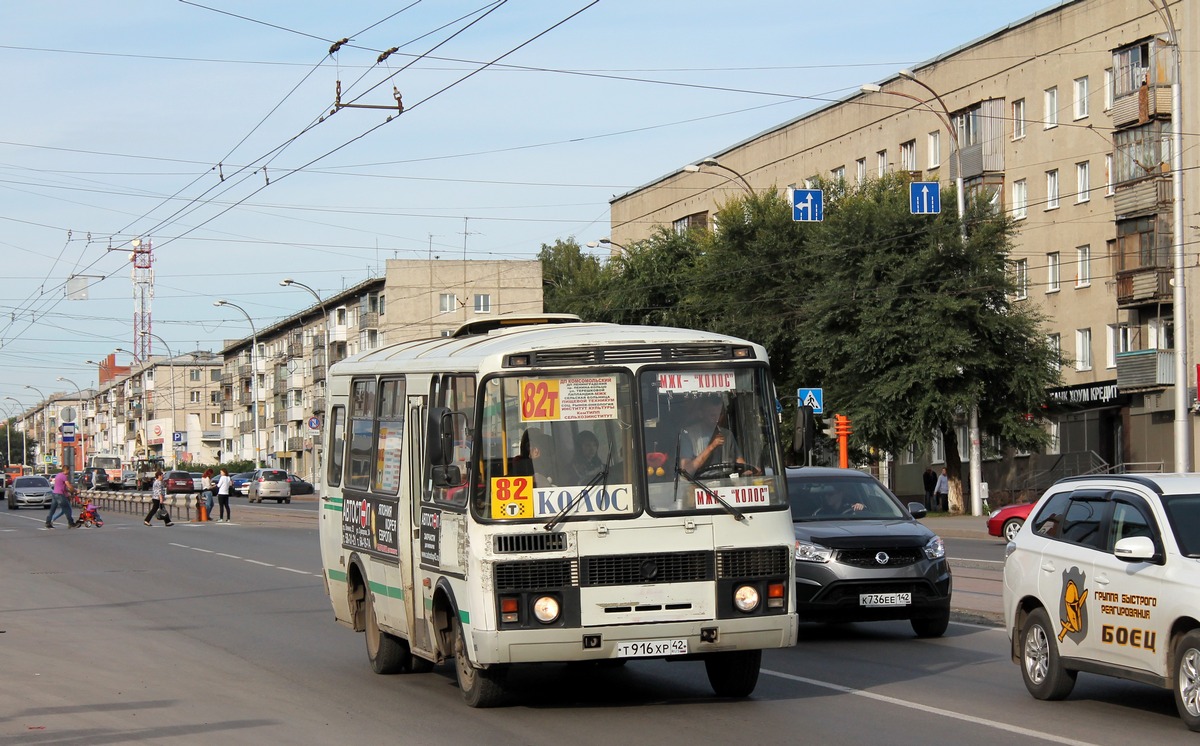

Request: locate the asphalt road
(2, 507), (1194, 744)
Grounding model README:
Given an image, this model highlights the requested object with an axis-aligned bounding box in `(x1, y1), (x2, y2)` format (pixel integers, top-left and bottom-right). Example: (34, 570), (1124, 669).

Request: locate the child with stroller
(76, 500), (104, 528)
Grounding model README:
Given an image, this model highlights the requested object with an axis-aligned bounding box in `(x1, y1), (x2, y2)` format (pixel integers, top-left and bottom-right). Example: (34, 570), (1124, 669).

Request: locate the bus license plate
(860, 592), (911, 607)
(615, 639), (688, 658)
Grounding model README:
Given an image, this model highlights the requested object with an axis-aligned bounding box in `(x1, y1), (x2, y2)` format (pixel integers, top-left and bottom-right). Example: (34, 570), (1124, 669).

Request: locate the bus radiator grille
(494, 559), (579, 591)
(494, 533), (568, 554)
(716, 546), (790, 578)
(581, 551), (714, 587)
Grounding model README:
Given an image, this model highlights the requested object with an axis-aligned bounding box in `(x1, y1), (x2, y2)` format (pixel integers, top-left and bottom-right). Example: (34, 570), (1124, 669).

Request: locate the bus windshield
(639, 366), (785, 514)
(475, 372), (638, 523)
(90, 456), (122, 471)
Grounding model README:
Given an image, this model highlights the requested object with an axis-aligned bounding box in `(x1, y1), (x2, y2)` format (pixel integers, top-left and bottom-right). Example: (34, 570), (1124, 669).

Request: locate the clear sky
(0, 0), (1061, 408)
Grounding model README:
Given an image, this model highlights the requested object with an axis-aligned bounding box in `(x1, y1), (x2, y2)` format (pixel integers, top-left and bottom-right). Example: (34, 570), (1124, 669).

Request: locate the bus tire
(704, 649), (762, 698)
(365, 589), (407, 675)
(454, 617), (507, 707)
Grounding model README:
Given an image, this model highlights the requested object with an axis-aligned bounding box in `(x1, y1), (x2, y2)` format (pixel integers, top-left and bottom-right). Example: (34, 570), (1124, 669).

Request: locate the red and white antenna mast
(131, 237), (154, 363)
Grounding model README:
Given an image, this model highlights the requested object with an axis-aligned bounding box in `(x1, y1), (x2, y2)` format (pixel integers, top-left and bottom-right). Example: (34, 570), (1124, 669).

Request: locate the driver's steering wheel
(696, 461), (751, 478)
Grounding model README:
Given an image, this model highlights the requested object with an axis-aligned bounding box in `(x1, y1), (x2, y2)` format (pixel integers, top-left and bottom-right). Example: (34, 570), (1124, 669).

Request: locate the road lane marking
(191, 547), (214, 553)
(762, 669), (1097, 746)
(245, 559), (273, 567)
(217, 553), (242, 559)
(278, 567), (309, 574)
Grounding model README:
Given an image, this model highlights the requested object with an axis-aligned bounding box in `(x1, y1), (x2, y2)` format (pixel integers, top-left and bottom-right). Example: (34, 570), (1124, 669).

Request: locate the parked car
(231, 472), (254, 496)
(189, 472), (204, 492)
(787, 466), (951, 638)
(286, 474), (314, 495)
(74, 467), (111, 491)
(247, 468), (291, 503)
(121, 469), (138, 490)
(1003, 474), (1200, 731)
(164, 470), (196, 494)
(7, 475), (54, 509)
(986, 501), (1035, 541)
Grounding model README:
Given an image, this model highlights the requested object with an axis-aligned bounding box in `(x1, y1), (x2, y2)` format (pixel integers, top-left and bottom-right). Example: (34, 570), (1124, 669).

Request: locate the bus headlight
(532, 595), (561, 623)
(733, 585), (760, 612)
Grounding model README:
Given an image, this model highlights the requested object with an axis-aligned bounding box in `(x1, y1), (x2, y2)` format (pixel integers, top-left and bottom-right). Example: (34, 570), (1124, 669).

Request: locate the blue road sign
(910, 182), (941, 215)
(173, 431), (182, 443)
(797, 387), (824, 414)
(61, 422), (76, 444)
(792, 188), (824, 222)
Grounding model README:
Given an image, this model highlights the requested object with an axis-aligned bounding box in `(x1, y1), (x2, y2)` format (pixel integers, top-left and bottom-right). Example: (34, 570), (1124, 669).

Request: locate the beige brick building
(609, 0), (1198, 498)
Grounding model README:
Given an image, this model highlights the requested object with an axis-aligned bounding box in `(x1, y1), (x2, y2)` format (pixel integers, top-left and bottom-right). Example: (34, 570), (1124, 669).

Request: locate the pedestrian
(143, 470), (174, 526)
(215, 467), (233, 523)
(922, 467), (937, 509)
(46, 465), (78, 529)
(201, 468), (215, 520)
(934, 467), (950, 513)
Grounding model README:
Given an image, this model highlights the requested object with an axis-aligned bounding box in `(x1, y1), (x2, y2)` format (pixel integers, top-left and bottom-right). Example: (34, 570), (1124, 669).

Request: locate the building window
(1011, 179), (1027, 220)
(1116, 216), (1163, 272)
(1014, 259), (1029, 300)
(366, 329), (378, 348)
(1105, 154), (1115, 196)
(1076, 245), (1091, 287)
(1046, 421), (1061, 455)
(927, 131), (941, 168)
(474, 294), (492, 313)
(1149, 317), (1174, 350)
(1107, 324), (1132, 369)
(1046, 169), (1059, 209)
(439, 293), (456, 313)
(1075, 328), (1092, 371)
(210, 391), (220, 404)
(1113, 121), (1169, 185)
(831, 165), (845, 182)
(672, 211), (708, 234)
(1048, 333), (1061, 372)
(189, 369), (201, 382)
(900, 140), (917, 171)
(1076, 161), (1090, 203)
(1011, 99), (1026, 140)
(931, 431), (945, 463)
(210, 412), (221, 426)
(377, 294), (385, 316)
(856, 158), (866, 183)
(1073, 76), (1089, 119)
(189, 391), (201, 403)
(336, 307), (346, 326)
(876, 149), (888, 176)
(1114, 41), (1150, 99)
(1047, 252), (1060, 292)
(1104, 68), (1114, 110)
(1043, 87), (1058, 128)
(952, 104), (982, 147)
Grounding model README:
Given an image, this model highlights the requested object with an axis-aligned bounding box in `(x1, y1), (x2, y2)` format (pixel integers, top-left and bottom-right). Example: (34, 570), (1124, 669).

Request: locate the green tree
(537, 238), (604, 318)
(594, 226), (708, 328)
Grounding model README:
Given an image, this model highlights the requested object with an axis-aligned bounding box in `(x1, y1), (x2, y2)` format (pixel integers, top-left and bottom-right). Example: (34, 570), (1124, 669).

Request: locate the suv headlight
(795, 540), (833, 563)
(923, 535), (946, 560)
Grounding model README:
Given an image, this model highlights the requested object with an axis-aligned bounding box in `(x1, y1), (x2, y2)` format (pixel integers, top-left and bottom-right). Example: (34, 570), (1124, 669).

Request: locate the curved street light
(215, 299), (261, 468)
(280, 278), (328, 485)
(585, 237), (627, 253)
(24, 385), (48, 471)
(139, 332), (178, 468)
(5, 396), (28, 468)
(56, 376), (85, 472)
(684, 158), (753, 194)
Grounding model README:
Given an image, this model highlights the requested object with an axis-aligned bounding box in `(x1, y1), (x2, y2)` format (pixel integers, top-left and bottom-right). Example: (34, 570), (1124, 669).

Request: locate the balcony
(313, 396), (326, 413)
(312, 364), (326, 383)
(287, 436), (305, 452)
(359, 311), (379, 330)
(221, 372), (234, 385)
(286, 404), (307, 422)
(1116, 267), (1172, 308)
(238, 363), (252, 379)
(1116, 349), (1175, 391)
(273, 409), (287, 425)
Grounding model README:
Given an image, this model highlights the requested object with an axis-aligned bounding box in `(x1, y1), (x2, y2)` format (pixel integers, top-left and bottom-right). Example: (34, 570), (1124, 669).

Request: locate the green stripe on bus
(323, 503), (343, 512)
(327, 569), (347, 582)
(368, 580), (405, 599)
(421, 597), (468, 624)
(326, 497), (343, 505)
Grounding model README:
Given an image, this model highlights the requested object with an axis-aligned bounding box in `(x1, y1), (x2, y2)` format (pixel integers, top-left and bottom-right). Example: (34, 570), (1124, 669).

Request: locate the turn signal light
(501, 596), (519, 623)
(767, 582), (785, 609)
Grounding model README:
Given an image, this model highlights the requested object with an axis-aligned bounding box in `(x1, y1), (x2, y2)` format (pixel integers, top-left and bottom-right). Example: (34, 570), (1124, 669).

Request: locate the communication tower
(131, 238), (154, 363)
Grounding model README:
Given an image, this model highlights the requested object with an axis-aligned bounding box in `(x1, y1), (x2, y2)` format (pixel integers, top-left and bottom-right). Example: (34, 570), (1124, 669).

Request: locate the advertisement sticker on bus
(656, 371), (736, 394)
(341, 494), (400, 557)
(420, 507), (441, 564)
(519, 375), (618, 422)
(694, 484), (772, 509)
(490, 476), (534, 519)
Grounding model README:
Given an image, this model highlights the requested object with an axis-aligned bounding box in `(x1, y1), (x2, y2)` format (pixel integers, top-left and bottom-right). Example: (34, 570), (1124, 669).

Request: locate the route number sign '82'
(520, 379), (560, 421)
(490, 476), (533, 519)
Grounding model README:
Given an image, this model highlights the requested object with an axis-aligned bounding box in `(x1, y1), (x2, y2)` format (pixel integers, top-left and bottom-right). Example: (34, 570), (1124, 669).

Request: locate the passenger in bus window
(571, 430), (603, 481)
(677, 395), (749, 476)
(522, 429), (562, 487)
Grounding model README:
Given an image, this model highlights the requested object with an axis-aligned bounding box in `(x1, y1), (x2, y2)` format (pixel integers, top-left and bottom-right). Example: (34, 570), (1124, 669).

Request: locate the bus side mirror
(432, 464), (462, 488)
(426, 406), (452, 465)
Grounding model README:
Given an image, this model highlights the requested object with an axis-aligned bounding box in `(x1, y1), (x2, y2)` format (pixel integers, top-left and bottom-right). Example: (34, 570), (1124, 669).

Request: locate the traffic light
(793, 405), (815, 455)
(821, 416), (837, 439)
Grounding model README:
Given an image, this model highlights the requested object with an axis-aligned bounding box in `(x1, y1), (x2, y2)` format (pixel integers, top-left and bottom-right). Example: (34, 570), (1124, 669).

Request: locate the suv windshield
(639, 366), (784, 514)
(474, 372), (637, 522)
(788, 474), (906, 521)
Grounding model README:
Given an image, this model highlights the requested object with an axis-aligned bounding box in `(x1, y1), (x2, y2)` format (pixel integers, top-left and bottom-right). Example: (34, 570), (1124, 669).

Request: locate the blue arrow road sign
(792, 188), (824, 222)
(910, 182), (941, 214)
(797, 387), (824, 414)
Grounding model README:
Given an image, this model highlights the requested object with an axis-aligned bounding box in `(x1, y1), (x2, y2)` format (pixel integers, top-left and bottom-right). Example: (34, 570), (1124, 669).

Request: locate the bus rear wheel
(365, 589), (408, 674)
(704, 649), (762, 698)
(454, 617), (507, 707)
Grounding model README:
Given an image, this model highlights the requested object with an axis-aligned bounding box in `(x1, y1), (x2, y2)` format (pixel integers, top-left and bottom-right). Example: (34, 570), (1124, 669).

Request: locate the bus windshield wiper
(543, 452), (612, 532)
(675, 464), (746, 522)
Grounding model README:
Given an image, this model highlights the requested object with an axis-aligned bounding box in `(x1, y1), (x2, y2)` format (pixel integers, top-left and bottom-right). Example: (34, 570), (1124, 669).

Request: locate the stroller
(77, 501), (104, 528)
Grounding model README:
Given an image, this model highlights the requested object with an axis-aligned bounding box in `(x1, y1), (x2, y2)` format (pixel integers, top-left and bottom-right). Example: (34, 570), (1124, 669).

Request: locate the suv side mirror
(1114, 535), (1159, 563)
(907, 501), (928, 519)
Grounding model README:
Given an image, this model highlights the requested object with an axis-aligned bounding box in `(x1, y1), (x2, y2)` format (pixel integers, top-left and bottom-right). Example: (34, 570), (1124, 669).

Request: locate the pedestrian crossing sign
(797, 387), (824, 414)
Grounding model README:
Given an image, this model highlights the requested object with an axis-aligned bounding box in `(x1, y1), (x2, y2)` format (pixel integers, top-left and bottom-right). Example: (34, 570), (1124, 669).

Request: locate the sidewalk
(922, 514), (1005, 626)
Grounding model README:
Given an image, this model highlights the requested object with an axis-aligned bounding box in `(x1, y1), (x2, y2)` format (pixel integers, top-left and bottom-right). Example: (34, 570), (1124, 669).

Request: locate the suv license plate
(860, 592), (911, 607)
(615, 639), (688, 658)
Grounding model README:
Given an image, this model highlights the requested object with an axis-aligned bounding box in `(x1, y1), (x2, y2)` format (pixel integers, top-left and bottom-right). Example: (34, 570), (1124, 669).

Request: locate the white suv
(1003, 474), (1200, 731)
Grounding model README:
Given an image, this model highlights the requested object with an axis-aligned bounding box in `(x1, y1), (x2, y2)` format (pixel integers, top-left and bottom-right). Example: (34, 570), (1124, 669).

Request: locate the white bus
(87, 453), (124, 489)
(318, 316), (797, 706)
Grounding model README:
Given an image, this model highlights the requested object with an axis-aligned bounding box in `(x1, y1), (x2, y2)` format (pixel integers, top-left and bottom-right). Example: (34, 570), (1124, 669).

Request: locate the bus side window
(432, 374), (475, 508)
(328, 405), (346, 488)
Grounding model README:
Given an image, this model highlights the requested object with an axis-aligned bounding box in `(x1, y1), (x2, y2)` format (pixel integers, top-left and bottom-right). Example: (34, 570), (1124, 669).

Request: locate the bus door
(406, 394), (434, 655)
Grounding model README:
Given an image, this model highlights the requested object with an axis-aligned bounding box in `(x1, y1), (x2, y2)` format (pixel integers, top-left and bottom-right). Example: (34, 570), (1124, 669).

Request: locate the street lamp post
(0, 401), (13, 470)
(56, 376), (85, 472)
(25, 385), (48, 472)
(684, 158), (753, 194)
(139, 332), (178, 468)
(585, 238), (627, 253)
(85, 360), (114, 456)
(5, 396), (27, 468)
(863, 72), (981, 516)
(280, 278), (328, 486)
(215, 300), (261, 468)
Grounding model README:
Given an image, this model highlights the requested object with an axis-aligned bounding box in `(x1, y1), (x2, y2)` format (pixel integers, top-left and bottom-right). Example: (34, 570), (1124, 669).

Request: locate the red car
(164, 470), (196, 494)
(986, 501), (1034, 541)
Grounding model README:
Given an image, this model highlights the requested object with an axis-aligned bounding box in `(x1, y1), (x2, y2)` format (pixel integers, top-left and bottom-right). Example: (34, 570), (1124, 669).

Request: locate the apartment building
(608, 0), (1198, 497)
(218, 259), (542, 482)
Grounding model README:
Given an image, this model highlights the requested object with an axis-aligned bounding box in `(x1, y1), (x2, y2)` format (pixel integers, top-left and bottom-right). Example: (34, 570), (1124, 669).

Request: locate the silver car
(246, 468), (291, 503)
(788, 466), (951, 637)
(7, 476), (54, 509)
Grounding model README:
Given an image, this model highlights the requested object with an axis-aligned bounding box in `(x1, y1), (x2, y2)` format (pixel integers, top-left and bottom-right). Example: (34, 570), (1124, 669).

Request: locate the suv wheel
(1173, 630), (1200, 731)
(1020, 607), (1076, 700)
(911, 608), (950, 638)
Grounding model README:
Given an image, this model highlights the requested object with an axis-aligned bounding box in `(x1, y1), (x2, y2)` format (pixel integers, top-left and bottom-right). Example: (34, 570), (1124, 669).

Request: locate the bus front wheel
(454, 617), (507, 707)
(704, 649), (762, 698)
